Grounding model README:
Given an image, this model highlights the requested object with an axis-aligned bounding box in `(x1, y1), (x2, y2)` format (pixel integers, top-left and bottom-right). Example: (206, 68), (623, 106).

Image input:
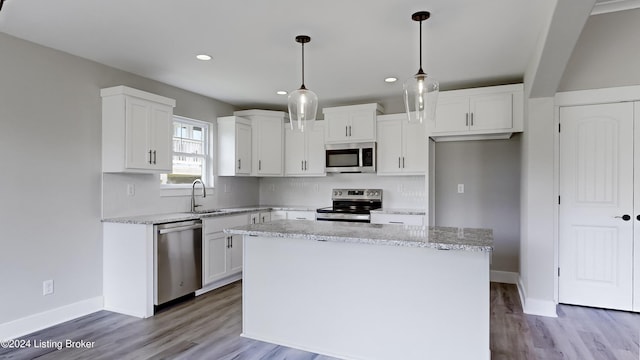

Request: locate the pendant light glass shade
(288, 86), (318, 132)
(404, 11), (439, 124)
(288, 35), (317, 132)
(403, 72), (439, 123)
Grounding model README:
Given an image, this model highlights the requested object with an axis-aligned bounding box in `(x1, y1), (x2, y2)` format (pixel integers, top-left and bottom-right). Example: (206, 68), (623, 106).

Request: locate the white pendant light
(403, 11), (439, 124)
(288, 35), (318, 132)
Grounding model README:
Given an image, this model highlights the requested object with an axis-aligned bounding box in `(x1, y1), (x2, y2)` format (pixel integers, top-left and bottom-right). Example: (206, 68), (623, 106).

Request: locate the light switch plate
(457, 184), (464, 193)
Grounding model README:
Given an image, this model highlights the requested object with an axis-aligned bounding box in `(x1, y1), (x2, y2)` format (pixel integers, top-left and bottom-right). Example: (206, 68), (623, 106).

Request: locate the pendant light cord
(300, 42), (306, 89)
(418, 19), (424, 74)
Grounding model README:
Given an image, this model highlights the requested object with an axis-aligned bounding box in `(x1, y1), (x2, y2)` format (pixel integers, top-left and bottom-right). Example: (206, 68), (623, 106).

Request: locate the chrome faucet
(191, 179), (207, 213)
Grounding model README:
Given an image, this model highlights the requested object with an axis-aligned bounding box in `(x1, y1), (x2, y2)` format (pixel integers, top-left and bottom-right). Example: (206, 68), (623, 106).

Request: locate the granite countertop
(224, 220), (493, 252)
(101, 205), (319, 225)
(370, 208), (426, 215)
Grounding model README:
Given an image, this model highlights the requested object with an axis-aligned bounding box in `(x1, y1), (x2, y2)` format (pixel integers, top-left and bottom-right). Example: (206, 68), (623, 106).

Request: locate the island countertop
(224, 220), (493, 252)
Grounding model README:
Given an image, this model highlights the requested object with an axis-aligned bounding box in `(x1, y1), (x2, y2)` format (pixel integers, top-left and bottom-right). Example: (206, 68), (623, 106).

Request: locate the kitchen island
(225, 220), (493, 360)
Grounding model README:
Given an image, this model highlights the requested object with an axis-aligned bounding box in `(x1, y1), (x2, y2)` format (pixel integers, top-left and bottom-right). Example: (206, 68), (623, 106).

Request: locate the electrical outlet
(457, 184), (464, 194)
(43, 280), (54, 296)
(127, 184), (135, 197)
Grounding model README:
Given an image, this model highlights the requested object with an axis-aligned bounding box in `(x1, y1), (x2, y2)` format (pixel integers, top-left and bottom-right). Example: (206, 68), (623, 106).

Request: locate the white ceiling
(0, 0), (591, 110)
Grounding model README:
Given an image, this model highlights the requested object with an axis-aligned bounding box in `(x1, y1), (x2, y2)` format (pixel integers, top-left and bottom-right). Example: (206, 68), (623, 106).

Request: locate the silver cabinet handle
(238, 159), (241, 170)
(471, 113), (474, 126)
(349, 125), (352, 137)
(402, 157), (405, 168)
(301, 160), (304, 170)
(304, 160), (307, 170)
(259, 160), (261, 171)
(153, 150), (156, 164)
(465, 113), (469, 126)
(230, 237), (233, 248)
(398, 157), (401, 169)
(389, 221), (404, 224)
(346, 126), (348, 137)
(148, 150), (153, 164)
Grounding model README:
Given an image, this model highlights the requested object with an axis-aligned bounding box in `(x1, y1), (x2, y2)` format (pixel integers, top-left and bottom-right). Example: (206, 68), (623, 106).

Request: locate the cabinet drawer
(288, 211), (316, 221)
(370, 213), (424, 226)
(203, 214), (248, 234)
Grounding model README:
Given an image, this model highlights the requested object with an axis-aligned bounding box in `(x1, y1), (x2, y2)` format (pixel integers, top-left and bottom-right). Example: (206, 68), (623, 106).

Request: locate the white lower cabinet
(203, 214), (248, 286)
(250, 211), (271, 224)
(370, 213), (425, 226)
(270, 210), (315, 220)
(287, 210), (316, 220)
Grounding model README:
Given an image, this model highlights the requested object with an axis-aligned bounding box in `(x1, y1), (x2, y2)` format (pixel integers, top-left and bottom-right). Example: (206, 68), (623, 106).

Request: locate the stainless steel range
(316, 189), (382, 223)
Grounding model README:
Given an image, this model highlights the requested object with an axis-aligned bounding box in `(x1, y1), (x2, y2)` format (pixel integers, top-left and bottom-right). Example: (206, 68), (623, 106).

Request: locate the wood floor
(1, 282), (638, 360)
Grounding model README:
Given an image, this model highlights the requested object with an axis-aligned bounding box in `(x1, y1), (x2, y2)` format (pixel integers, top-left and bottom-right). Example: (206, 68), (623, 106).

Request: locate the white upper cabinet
(377, 114), (427, 175)
(234, 110), (286, 177)
(430, 84), (523, 141)
(285, 122), (326, 176)
(323, 103), (383, 143)
(217, 116), (252, 176)
(101, 86), (175, 173)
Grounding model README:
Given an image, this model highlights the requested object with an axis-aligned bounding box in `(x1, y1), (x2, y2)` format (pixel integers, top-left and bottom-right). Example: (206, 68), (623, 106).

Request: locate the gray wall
(0, 32), (254, 325)
(434, 135), (521, 272)
(559, 8), (640, 92)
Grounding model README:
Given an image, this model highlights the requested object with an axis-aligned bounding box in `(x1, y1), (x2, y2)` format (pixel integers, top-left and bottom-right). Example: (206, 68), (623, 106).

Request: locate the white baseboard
(517, 277), (557, 317)
(490, 270), (519, 284)
(0, 296), (103, 341)
(195, 273), (242, 296)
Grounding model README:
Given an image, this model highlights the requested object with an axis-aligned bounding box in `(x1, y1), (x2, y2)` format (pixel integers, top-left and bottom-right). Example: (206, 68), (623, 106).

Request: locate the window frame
(160, 115), (213, 195)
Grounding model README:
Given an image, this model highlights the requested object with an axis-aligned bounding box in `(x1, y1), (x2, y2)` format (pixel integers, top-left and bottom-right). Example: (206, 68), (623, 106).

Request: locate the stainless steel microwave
(325, 142), (376, 173)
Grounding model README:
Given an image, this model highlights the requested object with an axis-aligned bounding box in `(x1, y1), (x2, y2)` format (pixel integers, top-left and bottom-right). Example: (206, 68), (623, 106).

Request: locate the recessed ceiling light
(384, 77), (398, 83)
(196, 54), (212, 61)
(276, 90), (288, 95)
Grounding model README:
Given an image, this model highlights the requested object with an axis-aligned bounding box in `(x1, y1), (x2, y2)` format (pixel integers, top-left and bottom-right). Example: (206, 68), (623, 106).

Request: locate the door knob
(614, 214), (631, 221)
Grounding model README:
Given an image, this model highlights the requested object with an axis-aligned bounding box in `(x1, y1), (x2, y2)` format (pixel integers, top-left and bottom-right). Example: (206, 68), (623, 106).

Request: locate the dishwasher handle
(158, 223), (202, 235)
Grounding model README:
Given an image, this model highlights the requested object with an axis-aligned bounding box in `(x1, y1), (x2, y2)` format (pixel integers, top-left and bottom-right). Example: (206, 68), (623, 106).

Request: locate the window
(160, 116), (211, 186)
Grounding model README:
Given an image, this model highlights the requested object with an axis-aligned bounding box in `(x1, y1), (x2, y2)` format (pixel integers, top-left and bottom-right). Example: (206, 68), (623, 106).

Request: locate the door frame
(554, 85), (640, 308)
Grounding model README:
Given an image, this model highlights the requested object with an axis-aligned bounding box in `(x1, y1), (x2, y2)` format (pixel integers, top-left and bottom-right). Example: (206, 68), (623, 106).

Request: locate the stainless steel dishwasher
(154, 220), (202, 306)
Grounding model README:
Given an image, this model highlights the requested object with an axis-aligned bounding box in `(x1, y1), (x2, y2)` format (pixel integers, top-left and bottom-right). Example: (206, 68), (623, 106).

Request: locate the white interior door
(559, 102), (634, 311)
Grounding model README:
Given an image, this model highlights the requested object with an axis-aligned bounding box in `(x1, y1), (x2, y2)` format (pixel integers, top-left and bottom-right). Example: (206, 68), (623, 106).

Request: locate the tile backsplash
(259, 174), (426, 209)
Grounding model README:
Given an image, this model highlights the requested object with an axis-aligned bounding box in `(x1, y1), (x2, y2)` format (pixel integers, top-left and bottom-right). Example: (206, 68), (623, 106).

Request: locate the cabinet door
(203, 232), (229, 285)
(249, 213), (259, 225)
(285, 126), (307, 176)
(470, 93), (512, 131)
(125, 97), (153, 170)
(259, 212), (271, 223)
(402, 121), (427, 174)
(149, 104), (173, 171)
(348, 110), (376, 142)
(432, 96), (469, 133)
(236, 123), (252, 175)
(255, 117), (283, 176)
(325, 113), (350, 143)
(305, 124), (326, 176)
(376, 120), (403, 175)
(229, 234), (243, 274)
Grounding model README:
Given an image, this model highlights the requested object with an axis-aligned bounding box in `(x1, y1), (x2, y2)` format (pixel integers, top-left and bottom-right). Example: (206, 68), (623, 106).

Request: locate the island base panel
(242, 235), (490, 360)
